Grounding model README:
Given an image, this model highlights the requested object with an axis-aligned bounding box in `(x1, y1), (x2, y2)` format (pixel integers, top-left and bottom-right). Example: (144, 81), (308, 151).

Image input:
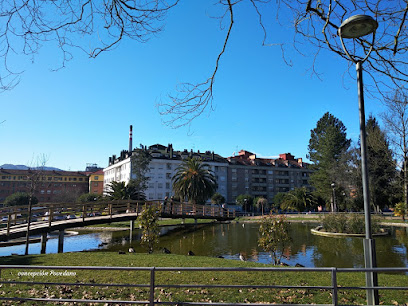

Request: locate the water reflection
(1, 222), (407, 268)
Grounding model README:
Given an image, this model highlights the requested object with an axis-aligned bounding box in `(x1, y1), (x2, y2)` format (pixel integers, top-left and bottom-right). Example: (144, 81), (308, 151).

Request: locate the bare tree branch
(0, 0), (178, 91)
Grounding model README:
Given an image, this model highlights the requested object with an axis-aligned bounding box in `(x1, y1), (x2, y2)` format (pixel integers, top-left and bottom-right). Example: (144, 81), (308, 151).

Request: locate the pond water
(1, 222), (408, 268)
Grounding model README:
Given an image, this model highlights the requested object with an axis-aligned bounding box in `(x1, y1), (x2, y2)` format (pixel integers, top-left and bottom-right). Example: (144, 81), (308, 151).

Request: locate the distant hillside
(0, 164), (63, 171)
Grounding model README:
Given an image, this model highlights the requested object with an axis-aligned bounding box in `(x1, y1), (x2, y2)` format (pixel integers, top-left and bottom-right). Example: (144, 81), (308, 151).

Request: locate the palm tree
(172, 158), (218, 205)
(281, 187), (314, 212)
(106, 180), (146, 200)
(256, 197), (268, 215)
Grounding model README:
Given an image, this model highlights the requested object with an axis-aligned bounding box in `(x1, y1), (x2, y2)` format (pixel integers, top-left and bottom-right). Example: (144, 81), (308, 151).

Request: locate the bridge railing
(0, 265), (406, 305)
(0, 200), (235, 236)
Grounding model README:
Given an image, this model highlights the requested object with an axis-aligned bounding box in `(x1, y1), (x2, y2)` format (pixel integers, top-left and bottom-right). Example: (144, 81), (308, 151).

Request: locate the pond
(1, 222), (408, 268)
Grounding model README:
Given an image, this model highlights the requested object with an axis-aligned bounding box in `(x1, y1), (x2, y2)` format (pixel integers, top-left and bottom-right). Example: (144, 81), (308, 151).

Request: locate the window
(166, 182), (170, 189)
(79, 178), (83, 181)
(149, 183), (154, 188)
(48, 177), (52, 181)
(158, 183), (163, 189)
(41, 190), (45, 194)
(167, 163), (172, 170)
(166, 173), (172, 179)
(94, 176), (99, 180)
(47, 190), (51, 194)
(94, 182), (99, 187)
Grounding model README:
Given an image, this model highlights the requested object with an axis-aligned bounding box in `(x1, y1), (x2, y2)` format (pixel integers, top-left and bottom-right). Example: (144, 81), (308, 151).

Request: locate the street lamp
(338, 14), (379, 305)
(330, 182), (337, 213)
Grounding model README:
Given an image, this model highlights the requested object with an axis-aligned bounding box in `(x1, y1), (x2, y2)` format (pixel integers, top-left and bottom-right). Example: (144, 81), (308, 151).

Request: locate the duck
(188, 250), (195, 256)
(128, 246), (135, 253)
(239, 253), (246, 261)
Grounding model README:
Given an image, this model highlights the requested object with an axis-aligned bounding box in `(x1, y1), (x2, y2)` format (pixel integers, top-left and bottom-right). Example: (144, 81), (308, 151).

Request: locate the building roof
(0, 168), (88, 177)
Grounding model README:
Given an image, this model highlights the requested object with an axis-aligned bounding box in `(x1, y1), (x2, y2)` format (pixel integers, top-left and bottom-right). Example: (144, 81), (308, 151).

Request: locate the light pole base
(363, 238), (379, 305)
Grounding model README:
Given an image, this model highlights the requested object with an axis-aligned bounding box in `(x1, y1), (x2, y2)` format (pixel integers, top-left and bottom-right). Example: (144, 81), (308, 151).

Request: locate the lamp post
(330, 182), (337, 213)
(338, 14), (379, 305)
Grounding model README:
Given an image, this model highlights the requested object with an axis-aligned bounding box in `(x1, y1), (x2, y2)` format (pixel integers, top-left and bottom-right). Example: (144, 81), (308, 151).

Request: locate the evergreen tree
(4, 192), (38, 207)
(235, 194), (254, 212)
(308, 112), (351, 207)
(355, 116), (397, 211)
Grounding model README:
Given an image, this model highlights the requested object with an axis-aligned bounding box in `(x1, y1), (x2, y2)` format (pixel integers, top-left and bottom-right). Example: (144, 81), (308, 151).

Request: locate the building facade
(227, 151), (312, 203)
(0, 169), (89, 203)
(104, 144), (228, 202)
(88, 170), (104, 195)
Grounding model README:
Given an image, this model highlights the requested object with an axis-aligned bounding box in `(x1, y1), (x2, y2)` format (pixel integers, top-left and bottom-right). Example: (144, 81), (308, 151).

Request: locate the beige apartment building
(227, 150), (313, 204)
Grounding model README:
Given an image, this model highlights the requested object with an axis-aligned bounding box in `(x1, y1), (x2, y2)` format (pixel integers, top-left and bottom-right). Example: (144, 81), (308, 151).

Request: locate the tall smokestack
(129, 125), (133, 156)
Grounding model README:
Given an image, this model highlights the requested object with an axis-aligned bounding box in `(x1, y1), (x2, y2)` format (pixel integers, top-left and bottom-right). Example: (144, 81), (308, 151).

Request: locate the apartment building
(0, 169), (89, 203)
(227, 151), (312, 203)
(104, 144), (229, 202)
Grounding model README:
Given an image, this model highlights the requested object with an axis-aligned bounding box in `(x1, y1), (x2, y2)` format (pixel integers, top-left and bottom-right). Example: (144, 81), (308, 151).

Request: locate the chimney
(129, 125), (133, 156)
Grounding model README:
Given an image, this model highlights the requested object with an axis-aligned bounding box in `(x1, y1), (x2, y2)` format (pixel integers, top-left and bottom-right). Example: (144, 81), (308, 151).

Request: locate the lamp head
(338, 15), (378, 39)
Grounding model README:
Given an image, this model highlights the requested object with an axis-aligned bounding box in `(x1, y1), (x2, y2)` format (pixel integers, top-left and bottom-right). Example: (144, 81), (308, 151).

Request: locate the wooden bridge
(0, 200), (235, 253)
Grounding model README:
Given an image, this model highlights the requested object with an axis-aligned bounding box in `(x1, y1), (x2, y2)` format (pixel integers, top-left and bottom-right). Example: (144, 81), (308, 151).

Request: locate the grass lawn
(0, 252), (407, 305)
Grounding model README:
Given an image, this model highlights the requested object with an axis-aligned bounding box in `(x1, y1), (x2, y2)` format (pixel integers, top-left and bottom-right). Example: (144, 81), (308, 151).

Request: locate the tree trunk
(24, 195), (33, 255)
(405, 154), (408, 209)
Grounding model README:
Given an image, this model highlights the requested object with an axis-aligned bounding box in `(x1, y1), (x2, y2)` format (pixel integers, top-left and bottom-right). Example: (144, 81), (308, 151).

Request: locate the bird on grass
(162, 247), (171, 254)
(188, 250), (195, 256)
(239, 253), (247, 261)
(128, 246), (135, 253)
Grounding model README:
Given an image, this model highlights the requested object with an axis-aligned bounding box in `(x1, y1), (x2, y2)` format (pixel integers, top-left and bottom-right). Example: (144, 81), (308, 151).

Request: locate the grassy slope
(0, 252), (407, 305)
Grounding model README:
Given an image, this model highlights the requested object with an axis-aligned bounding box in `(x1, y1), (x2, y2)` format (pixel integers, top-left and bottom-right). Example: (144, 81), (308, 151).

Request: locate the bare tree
(159, 0), (408, 127)
(24, 154), (48, 255)
(0, 0), (178, 92)
(381, 89), (408, 208)
(2, 1), (408, 127)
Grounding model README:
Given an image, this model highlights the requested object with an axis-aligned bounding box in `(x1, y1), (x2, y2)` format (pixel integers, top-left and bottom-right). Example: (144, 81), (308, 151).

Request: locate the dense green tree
(172, 158), (217, 204)
(235, 194), (253, 212)
(354, 116), (397, 212)
(211, 192), (225, 205)
(106, 180), (146, 201)
(130, 149), (152, 200)
(394, 202), (407, 221)
(280, 187), (315, 212)
(308, 112), (351, 208)
(77, 193), (101, 203)
(272, 192), (286, 211)
(4, 192), (38, 207)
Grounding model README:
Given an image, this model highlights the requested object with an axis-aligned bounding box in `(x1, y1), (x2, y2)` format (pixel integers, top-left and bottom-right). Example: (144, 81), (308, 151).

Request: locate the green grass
(0, 252), (407, 305)
(86, 218), (216, 228)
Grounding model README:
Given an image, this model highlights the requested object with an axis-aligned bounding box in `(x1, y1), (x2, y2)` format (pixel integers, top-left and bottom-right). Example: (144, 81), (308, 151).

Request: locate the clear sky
(0, 2), (387, 171)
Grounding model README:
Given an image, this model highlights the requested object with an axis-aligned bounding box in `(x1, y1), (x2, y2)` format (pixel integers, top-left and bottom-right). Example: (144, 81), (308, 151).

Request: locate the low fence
(0, 265), (407, 305)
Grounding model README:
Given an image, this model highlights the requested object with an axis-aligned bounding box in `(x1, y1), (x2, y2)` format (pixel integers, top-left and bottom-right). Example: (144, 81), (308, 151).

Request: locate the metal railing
(0, 265), (407, 305)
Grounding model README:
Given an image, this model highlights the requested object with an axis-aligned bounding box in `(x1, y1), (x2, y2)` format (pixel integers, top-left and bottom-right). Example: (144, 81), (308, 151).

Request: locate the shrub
(139, 205), (160, 253)
(258, 214), (291, 265)
(321, 213), (382, 234)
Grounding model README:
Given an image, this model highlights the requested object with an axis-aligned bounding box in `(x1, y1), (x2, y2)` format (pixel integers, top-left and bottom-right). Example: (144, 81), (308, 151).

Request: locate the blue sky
(0, 2), (386, 171)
